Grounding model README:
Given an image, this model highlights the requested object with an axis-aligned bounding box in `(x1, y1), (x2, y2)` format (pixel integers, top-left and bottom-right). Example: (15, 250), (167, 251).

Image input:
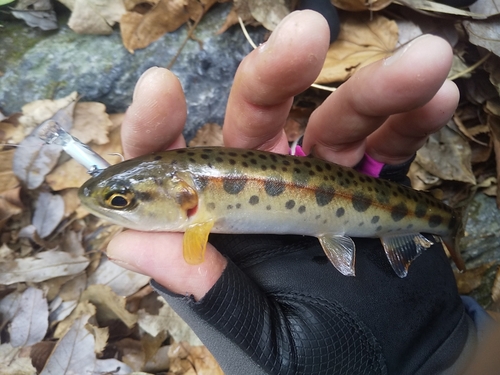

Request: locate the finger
(302, 35), (454, 167)
(107, 231), (227, 301)
(366, 79), (460, 165)
(121, 67), (187, 159)
(223, 10), (330, 153)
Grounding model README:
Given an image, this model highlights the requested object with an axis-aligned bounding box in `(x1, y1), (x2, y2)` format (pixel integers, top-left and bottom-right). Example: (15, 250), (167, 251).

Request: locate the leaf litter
(2, 0), (500, 373)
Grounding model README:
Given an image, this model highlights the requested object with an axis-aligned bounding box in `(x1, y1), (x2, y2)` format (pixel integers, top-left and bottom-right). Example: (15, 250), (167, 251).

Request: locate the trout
(78, 147), (464, 278)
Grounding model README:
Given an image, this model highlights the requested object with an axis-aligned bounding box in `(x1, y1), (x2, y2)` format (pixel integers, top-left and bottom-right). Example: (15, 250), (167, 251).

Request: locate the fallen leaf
(316, 14), (398, 83)
(32, 192), (65, 238)
(469, 0), (500, 18)
(40, 311), (132, 375)
(120, 0), (219, 52)
(0, 149), (20, 193)
(138, 297), (202, 346)
(168, 342), (223, 375)
(0, 343), (37, 375)
(332, 0), (392, 11)
(415, 124), (476, 184)
(0, 112), (24, 146)
(0, 250), (90, 285)
(12, 0), (57, 31)
(464, 19), (500, 57)
(0, 289), (23, 328)
(0, 187), (23, 230)
(10, 287), (49, 348)
(81, 284), (138, 328)
(247, 0), (290, 30)
(70, 102), (114, 145)
(87, 255), (150, 297)
(59, 0), (126, 34)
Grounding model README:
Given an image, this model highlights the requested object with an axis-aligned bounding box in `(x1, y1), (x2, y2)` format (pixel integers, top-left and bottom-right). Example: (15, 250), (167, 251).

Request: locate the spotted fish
(78, 147), (464, 278)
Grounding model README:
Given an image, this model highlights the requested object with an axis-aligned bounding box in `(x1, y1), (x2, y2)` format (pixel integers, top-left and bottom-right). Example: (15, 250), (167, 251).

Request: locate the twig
(448, 52), (492, 81)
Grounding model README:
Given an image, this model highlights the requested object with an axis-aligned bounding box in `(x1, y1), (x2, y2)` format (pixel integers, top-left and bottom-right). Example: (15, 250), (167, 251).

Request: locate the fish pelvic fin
(381, 233), (434, 278)
(183, 220), (214, 265)
(318, 235), (356, 276)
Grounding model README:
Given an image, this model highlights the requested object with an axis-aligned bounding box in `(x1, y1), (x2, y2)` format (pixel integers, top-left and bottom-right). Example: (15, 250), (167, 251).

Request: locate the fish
(78, 147), (465, 278)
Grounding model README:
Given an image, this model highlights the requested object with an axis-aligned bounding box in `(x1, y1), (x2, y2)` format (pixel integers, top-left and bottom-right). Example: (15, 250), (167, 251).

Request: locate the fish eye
(104, 188), (135, 209)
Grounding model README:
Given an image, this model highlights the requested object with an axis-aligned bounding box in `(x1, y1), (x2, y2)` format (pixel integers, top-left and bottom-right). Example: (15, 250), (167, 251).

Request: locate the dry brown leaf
(0, 113), (24, 147)
(0, 343), (37, 375)
(455, 263), (493, 294)
(121, 0), (219, 52)
(60, 0), (126, 34)
(316, 14), (398, 84)
(0, 149), (20, 193)
(32, 192), (65, 238)
(247, 0), (290, 30)
(168, 342), (223, 375)
(188, 123), (223, 147)
(81, 284), (138, 328)
(332, 0), (392, 11)
(0, 250), (90, 285)
(415, 124), (476, 184)
(470, 0), (500, 18)
(0, 187), (23, 230)
(70, 102), (114, 145)
(45, 126), (123, 191)
(464, 19), (500, 57)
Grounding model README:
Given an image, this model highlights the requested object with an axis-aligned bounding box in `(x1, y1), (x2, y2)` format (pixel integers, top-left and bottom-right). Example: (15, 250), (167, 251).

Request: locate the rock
(0, 3), (265, 140)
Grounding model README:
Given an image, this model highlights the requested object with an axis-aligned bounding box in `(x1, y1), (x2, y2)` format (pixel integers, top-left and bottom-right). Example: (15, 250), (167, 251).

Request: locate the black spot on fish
(429, 215), (442, 228)
(397, 186), (405, 194)
(227, 205), (233, 210)
(266, 205), (271, 210)
(324, 163), (332, 171)
(367, 187), (373, 192)
(228, 152), (237, 157)
(187, 152), (195, 156)
(392, 191), (398, 197)
(270, 165), (277, 171)
(376, 191), (390, 204)
(249, 195), (259, 205)
(304, 161), (312, 168)
(415, 203), (427, 218)
(298, 205), (306, 213)
(215, 157), (223, 162)
(352, 192), (372, 212)
(285, 200), (295, 209)
(336, 207), (345, 217)
(315, 187), (335, 206)
(250, 159), (257, 165)
(329, 175), (336, 181)
(201, 154), (209, 160)
(359, 176), (366, 183)
(371, 216), (380, 224)
(202, 148), (213, 153)
(242, 162), (249, 168)
(407, 224), (414, 230)
(219, 151), (226, 155)
(293, 158), (302, 165)
(229, 159), (236, 165)
(283, 160), (290, 166)
(265, 178), (286, 196)
(223, 178), (247, 195)
(247, 151), (255, 156)
(315, 165), (323, 172)
(376, 225), (383, 232)
(391, 202), (408, 222)
(154, 155), (162, 161)
(315, 215), (321, 220)
(207, 202), (216, 211)
(294, 168), (301, 174)
(347, 171), (355, 178)
(323, 176), (329, 181)
(261, 165), (268, 171)
(195, 176), (209, 191)
(282, 167), (288, 172)
(345, 178), (351, 185)
(176, 149), (186, 154)
(189, 158), (196, 163)
(236, 203), (241, 209)
(359, 222), (364, 226)
(309, 171), (316, 176)
(259, 154), (267, 160)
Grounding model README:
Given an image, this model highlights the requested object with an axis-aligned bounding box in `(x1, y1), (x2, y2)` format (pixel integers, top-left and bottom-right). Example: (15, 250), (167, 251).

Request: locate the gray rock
(0, 3), (265, 140)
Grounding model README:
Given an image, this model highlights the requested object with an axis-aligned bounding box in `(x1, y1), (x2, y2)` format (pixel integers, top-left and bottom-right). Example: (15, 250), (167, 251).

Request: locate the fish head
(78, 157), (198, 231)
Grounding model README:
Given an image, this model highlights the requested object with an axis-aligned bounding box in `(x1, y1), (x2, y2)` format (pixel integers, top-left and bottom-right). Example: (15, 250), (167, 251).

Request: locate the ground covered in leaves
(1, 0), (500, 374)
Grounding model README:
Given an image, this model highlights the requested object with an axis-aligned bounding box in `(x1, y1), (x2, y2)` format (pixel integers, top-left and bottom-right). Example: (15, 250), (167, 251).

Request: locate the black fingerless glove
(152, 158), (475, 375)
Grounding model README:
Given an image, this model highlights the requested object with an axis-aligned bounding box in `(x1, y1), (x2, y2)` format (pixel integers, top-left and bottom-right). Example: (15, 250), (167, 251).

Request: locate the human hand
(108, 10), (469, 374)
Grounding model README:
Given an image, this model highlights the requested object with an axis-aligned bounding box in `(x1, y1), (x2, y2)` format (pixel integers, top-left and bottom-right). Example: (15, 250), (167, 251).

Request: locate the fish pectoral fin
(381, 233), (434, 278)
(318, 235), (356, 276)
(183, 220), (214, 265)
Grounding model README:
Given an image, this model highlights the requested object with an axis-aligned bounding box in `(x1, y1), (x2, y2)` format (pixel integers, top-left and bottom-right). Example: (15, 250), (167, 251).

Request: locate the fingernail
(107, 254), (143, 274)
(384, 34), (432, 66)
(133, 67), (160, 102)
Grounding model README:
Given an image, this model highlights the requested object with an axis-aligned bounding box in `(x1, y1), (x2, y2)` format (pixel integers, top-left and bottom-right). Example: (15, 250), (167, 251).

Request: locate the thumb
(107, 231), (227, 300)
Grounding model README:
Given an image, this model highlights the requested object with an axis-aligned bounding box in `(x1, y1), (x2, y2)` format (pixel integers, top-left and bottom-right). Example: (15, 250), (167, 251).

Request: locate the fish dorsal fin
(318, 235), (356, 276)
(381, 234), (434, 278)
(183, 220), (214, 265)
